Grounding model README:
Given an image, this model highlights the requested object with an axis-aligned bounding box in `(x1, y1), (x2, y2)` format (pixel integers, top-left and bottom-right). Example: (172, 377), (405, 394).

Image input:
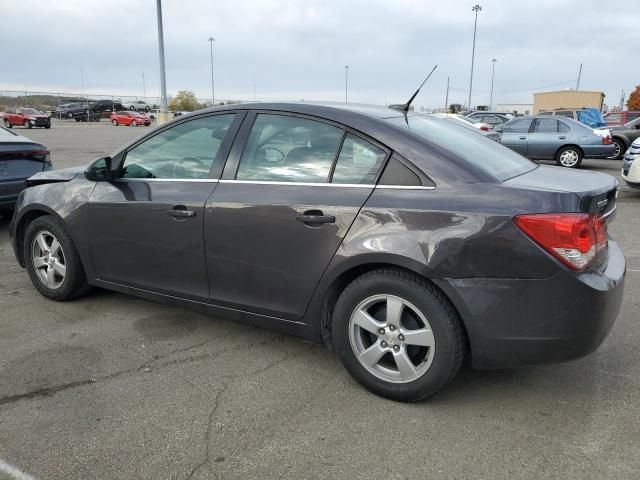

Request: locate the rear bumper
(582, 144), (616, 158)
(436, 240), (625, 369)
(0, 180), (26, 208)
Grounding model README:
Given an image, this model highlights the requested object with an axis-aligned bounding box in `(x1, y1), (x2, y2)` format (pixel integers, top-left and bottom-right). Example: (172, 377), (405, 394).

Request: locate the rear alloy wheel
(608, 138), (625, 160)
(131, 120), (138, 127)
(112, 119), (118, 126)
(4, 119), (11, 128)
(556, 146), (583, 168)
(24, 120), (32, 129)
(332, 269), (465, 401)
(24, 215), (90, 301)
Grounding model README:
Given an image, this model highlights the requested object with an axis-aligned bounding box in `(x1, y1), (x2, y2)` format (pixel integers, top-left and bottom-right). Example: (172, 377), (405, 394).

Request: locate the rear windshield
(387, 115), (536, 181)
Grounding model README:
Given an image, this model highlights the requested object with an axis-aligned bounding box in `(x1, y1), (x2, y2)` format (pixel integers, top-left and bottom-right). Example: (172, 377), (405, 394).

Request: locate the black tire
(609, 138), (626, 160)
(130, 106), (135, 111)
(332, 269), (466, 402)
(555, 145), (583, 168)
(4, 119), (11, 128)
(23, 215), (91, 301)
(24, 120), (32, 129)
(45, 123), (51, 129)
(131, 120), (138, 127)
(112, 119), (118, 126)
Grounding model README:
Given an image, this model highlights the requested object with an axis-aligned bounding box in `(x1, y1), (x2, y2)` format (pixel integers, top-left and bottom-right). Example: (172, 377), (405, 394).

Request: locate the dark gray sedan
(9, 103), (625, 401)
(0, 126), (51, 219)
(496, 115), (615, 168)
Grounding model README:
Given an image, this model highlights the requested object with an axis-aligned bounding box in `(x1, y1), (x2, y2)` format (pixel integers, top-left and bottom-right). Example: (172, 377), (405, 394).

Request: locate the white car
(621, 137), (640, 189)
(121, 100), (150, 112)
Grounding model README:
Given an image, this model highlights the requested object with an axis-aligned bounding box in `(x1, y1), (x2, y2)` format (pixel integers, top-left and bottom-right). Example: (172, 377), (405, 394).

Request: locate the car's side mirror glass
(263, 147), (285, 163)
(85, 156), (113, 182)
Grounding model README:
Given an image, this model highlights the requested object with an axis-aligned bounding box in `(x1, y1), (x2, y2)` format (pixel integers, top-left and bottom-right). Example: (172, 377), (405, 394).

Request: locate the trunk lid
(505, 165), (618, 218)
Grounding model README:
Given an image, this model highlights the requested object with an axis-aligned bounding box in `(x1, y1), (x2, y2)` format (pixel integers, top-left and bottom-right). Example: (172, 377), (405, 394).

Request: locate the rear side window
(387, 115), (536, 181)
(558, 121), (570, 133)
(331, 134), (386, 184)
(236, 114), (343, 183)
(502, 118), (533, 133)
(533, 118), (558, 133)
(378, 156), (432, 187)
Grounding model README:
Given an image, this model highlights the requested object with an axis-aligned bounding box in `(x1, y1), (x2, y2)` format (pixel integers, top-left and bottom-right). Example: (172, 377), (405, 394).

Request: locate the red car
(603, 111), (640, 127)
(1, 107), (51, 129)
(109, 111), (151, 127)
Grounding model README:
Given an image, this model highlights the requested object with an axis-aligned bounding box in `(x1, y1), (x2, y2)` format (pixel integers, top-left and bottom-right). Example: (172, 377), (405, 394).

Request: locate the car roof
(0, 126), (37, 143)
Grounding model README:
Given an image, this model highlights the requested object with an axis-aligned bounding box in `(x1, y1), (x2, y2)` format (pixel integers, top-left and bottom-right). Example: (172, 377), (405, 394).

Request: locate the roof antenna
(389, 65), (438, 112)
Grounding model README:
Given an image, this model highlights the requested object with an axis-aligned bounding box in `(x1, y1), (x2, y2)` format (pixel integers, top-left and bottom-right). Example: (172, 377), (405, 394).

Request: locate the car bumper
(436, 240), (625, 369)
(0, 180), (27, 208)
(622, 153), (640, 187)
(582, 144), (616, 158)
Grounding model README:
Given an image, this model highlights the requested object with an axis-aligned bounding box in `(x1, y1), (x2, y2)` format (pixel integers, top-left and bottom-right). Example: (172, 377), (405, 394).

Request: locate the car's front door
(204, 112), (389, 320)
(499, 117), (533, 156)
(527, 118), (569, 159)
(87, 112), (243, 297)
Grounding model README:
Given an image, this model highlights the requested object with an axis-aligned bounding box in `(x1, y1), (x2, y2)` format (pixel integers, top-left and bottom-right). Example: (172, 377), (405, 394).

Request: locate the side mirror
(263, 147), (285, 163)
(85, 156), (113, 182)
(635, 124), (640, 130)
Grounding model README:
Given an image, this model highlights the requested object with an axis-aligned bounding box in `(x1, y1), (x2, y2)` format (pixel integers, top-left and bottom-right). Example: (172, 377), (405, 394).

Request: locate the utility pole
(142, 72), (146, 98)
(468, 4), (482, 109)
(156, 0), (168, 115)
(576, 63), (582, 90)
(489, 58), (497, 110)
(445, 76), (450, 112)
(208, 37), (215, 106)
(345, 65), (349, 103)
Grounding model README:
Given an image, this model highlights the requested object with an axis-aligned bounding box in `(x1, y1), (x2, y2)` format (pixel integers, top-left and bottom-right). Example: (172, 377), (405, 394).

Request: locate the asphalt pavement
(0, 120), (639, 480)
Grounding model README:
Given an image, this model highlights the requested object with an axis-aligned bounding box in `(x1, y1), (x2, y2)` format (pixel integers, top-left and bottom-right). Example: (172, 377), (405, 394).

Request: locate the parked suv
(538, 108), (605, 128)
(90, 99), (124, 115)
(1, 108), (51, 129)
(55, 103), (87, 119)
(603, 111), (640, 127)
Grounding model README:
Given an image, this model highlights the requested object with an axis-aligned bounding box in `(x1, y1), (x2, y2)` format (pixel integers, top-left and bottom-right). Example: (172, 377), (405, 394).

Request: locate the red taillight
(514, 213), (607, 271)
(479, 125), (490, 131)
(602, 135), (612, 145)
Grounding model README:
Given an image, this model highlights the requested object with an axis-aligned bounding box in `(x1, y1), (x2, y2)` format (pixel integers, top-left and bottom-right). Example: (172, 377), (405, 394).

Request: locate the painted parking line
(628, 269), (640, 273)
(0, 458), (37, 480)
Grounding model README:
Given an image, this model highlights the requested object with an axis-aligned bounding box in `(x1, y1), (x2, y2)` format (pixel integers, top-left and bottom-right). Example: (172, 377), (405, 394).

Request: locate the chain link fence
(0, 89), (243, 119)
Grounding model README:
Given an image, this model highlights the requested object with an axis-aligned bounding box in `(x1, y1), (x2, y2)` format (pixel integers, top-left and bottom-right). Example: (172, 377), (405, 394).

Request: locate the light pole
(468, 4), (482, 109)
(344, 65), (349, 103)
(208, 37), (215, 106)
(156, 0), (168, 115)
(489, 58), (497, 110)
(142, 71), (146, 99)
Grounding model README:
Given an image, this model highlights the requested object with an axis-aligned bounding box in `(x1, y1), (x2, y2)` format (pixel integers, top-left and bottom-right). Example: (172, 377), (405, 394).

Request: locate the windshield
(387, 115), (536, 181)
(623, 117), (640, 128)
(19, 108), (40, 115)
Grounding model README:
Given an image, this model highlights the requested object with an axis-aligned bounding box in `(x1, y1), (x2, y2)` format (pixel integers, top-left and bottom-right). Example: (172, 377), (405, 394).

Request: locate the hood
(26, 166), (85, 186)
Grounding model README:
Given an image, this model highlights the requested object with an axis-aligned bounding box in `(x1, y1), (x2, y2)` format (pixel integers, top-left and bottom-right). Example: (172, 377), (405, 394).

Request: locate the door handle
(296, 210), (335, 225)
(166, 206), (196, 218)
(519, 136), (527, 140)
(558, 136), (567, 139)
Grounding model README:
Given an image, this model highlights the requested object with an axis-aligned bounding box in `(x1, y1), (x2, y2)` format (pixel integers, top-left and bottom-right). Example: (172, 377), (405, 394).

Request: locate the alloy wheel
(31, 230), (66, 289)
(609, 141), (622, 160)
(559, 149), (579, 167)
(349, 294), (436, 383)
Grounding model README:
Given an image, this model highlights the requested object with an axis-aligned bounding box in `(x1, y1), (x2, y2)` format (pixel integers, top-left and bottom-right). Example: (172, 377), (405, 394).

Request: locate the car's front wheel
(3, 119), (11, 128)
(609, 138), (626, 160)
(112, 119), (118, 126)
(24, 120), (32, 129)
(131, 120), (138, 127)
(332, 269), (466, 401)
(556, 146), (583, 168)
(24, 215), (90, 301)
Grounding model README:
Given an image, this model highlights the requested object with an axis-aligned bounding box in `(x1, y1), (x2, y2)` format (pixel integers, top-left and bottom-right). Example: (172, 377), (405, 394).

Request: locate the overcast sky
(1, 0), (638, 108)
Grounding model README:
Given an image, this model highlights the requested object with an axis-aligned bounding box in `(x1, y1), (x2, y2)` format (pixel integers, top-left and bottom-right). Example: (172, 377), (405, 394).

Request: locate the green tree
(168, 90), (200, 112)
(627, 85), (640, 110)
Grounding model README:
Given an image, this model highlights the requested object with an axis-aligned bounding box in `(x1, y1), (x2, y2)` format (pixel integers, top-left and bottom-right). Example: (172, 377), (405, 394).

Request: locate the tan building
(533, 90), (605, 114)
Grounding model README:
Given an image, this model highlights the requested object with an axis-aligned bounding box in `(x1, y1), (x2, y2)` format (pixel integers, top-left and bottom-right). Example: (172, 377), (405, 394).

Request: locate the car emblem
(596, 199), (608, 209)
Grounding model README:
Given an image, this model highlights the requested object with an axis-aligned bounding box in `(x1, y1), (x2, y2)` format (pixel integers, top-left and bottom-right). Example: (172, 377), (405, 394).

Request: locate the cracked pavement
(0, 121), (639, 479)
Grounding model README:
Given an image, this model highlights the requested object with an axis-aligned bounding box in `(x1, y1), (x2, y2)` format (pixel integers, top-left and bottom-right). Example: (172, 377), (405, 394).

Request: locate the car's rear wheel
(4, 119), (11, 128)
(45, 122), (51, 129)
(130, 106), (135, 111)
(556, 146), (583, 168)
(332, 269), (465, 402)
(112, 119), (118, 126)
(24, 215), (91, 301)
(24, 120), (32, 129)
(609, 138), (626, 160)
(131, 120), (138, 127)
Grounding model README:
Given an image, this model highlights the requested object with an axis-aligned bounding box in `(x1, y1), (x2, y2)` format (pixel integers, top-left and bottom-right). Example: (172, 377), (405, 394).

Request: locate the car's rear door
(500, 117), (533, 156)
(204, 111), (389, 320)
(87, 112), (243, 298)
(527, 118), (568, 159)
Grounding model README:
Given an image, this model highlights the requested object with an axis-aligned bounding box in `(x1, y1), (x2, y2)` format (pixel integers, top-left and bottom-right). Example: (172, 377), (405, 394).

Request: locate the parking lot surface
(1, 121), (639, 479)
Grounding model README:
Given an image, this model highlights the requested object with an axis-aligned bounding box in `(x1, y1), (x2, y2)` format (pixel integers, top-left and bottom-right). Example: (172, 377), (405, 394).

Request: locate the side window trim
(117, 111), (245, 180)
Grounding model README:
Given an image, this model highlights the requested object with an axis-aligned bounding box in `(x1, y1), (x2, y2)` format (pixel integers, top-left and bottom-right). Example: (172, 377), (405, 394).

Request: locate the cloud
(1, 0), (637, 108)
